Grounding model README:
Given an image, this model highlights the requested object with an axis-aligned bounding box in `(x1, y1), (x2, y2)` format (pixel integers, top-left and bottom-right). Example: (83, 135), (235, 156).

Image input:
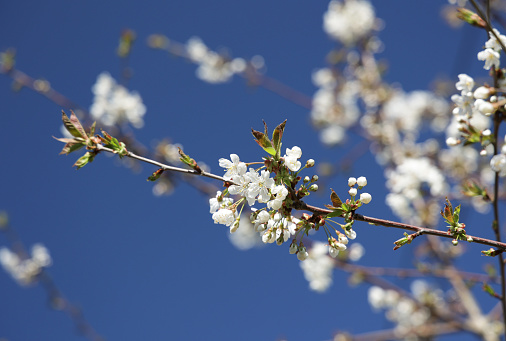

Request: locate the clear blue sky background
(0, 1), (499, 340)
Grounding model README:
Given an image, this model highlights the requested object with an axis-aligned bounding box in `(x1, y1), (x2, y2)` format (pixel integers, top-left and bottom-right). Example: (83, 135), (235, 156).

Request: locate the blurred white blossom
(323, 0), (376, 45)
(90, 72), (146, 128)
(0, 244), (52, 286)
(300, 242), (334, 292)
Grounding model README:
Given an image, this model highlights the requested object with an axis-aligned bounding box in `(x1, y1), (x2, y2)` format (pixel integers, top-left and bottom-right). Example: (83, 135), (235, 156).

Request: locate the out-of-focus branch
(0, 220), (105, 341)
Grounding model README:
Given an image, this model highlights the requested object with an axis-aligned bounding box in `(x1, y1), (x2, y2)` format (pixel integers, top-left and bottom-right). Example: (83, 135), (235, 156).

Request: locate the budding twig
(95, 144), (233, 184)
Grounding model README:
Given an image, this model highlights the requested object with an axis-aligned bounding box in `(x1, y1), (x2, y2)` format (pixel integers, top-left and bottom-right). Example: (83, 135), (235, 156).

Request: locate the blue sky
(0, 1), (500, 340)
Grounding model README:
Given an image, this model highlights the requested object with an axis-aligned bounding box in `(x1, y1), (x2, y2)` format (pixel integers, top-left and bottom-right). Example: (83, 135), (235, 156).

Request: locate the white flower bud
(348, 188), (357, 196)
(473, 86), (491, 99)
(309, 184), (319, 192)
(357, 176), (367, 187)
(345, 229), (357, 240)
(256, 210), (270, 223)
(289, 242), (298, 254)
(360, 193), (372, 204)
(348, 177), (357, 187)
(475, 99), (495, 116)
(482, 129), (492, 136)
(306, 159), (315, 167)
(446, 137), (460, 147)
(490, 154), (506, 175)
(297, 247), (309, 261)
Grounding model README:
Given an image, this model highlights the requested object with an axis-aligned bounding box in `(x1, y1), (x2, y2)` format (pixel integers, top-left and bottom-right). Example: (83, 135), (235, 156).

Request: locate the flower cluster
(90, 72), (147, 128)
(210, 150), (303, 239)
(0, 244), (52, 286)
(323, 0), (376, 46)
(186, 37), (248, 84)
(478, 29), (506, 70)
(448, 72), (506, 177)
(209, 132), (369, 262)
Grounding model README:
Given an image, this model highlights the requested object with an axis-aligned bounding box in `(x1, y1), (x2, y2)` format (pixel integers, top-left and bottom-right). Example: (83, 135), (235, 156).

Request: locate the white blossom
(90, 72), (146, 128)
(477, 48), (500, 70)
(299, 242), (333, 291)
(455, 74), (474, 94)
(323, 0), (376, 45)
(228, 214), (263, 250)
(219, 154), (247, 181)
(284, 146), (302, 172)
(267, 185), (288, 210)
(186, 37), (244, 84)
(0, 244), (52, 286)
(212, 209), (236, 226)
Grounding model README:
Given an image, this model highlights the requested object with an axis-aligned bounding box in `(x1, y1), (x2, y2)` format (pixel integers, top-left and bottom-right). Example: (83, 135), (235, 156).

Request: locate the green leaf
(62, 111), (83, 138)
(272, 120), (287, 156)
(67, 110), (88, 139)
(326, 208), (344, 218)
(441, 198), (454, 224)
(482, 282), (497, 297)
(89, 121), (97, 136)
(251, 128), (275, 155)
(73, 152), (95, 169)
(453, 204), (461, 224)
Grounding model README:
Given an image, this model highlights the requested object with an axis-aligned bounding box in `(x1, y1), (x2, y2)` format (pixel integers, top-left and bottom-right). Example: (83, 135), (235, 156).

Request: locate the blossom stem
(95, 144), (233, 184)
(298, 202), (506, 251)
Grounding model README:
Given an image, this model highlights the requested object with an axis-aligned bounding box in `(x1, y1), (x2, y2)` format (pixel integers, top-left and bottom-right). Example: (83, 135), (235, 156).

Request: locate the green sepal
(147, 168), (164, 181)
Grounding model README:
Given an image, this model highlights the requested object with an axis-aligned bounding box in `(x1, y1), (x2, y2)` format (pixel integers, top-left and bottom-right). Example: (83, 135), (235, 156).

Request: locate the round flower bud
(309, 184), (319, 192)
(289, 241), (298, 254)
(360, 193), (372, 204)
(348, 177), (357, 187)
(473, 86), (492, 99)
(348, 188), (357, 196)
(475, 99), (495, 116)
(306, 159), (315, 168)
(490, 154), (506, 175)
(297, 247), (309, 261)
(357, 176), (367, 187)
(446, 137), (460, 147)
